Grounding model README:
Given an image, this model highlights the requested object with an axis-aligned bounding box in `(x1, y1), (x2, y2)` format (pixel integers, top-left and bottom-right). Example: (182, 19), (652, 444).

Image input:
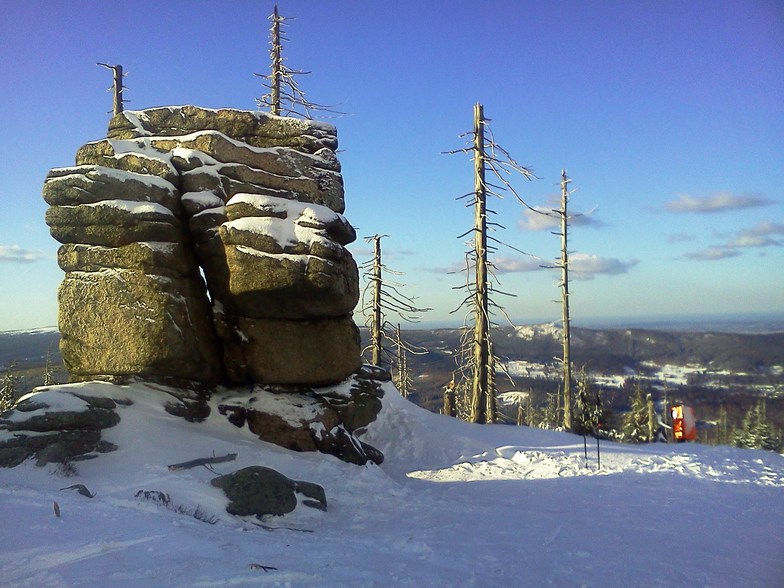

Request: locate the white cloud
(727, 235), (780, 248)
(0, 245), (46, 263)
(570, 253), (638, 280)
(492, 256), (546, 273)
(727, 221), (784, 248)
(684, 247), (741, 261)
(665, 192), (774, 214)
(518, 207), (559, 231)
(685, 221), (784, 260)
(479, 253), (637, 280)
(518, 206), (604, 231)
(667, 232), (695, 244)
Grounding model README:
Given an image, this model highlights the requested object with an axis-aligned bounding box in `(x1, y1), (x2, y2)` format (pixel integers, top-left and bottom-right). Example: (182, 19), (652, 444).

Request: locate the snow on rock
(82, 199), (175, 218)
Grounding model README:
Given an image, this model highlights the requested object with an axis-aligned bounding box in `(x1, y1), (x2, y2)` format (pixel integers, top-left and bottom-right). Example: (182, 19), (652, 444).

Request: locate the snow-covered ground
(1, 381), (783, 587)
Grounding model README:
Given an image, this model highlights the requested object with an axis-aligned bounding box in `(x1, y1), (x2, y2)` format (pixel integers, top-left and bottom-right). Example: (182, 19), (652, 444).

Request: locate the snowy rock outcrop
(210, 466), (327, 517)
(0, 384), (124, 468)
(43, 105), (361, 387)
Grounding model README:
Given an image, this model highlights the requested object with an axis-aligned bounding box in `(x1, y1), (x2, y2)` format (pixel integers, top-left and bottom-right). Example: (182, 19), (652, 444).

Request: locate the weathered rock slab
(58, 270), (221, 385)
(235, 316), (362, 385)
(216, 367), (385, 465)
(43, 165), (180, 212)
(222, 245), (359, 320)
(108, 105), (338, 153)
(57, 242), (197, 278)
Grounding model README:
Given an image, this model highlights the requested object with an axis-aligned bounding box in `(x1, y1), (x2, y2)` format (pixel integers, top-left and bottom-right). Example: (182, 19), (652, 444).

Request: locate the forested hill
(4, 325), (783, 375)
(0, 328), (59, 368)
(396, 325), (784, 374)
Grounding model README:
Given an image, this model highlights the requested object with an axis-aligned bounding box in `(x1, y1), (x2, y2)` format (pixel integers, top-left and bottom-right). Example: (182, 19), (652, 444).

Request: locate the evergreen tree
(716, 404), (731, 446)
(540, 390), (561, 430)
(621, 381), (650, 443)
(574, 370), (599, 436)
(1, 361), (19, 413)
(733, 400), (781, 452)
(43, 348), (55, 387)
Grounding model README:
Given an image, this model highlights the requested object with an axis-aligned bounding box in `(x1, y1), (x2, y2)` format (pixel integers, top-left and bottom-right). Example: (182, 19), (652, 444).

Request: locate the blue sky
(1, 0), (782, 331)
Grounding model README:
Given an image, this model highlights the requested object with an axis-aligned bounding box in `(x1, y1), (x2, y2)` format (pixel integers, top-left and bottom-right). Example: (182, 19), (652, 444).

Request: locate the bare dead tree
(538, 170), (582, 430)
(359, 235), (430, 386)
(556, 170), (574, 429)
(393, 324), (413, 397)
(97, 63), (127, 116)
(446, 103), (536, 424)
(255, 4), (339, 118)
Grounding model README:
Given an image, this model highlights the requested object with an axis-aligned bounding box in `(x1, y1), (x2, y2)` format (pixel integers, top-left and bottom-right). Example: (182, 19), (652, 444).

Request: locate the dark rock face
(210, 466), (327, 517)
(43, 105), (360, 388)
(0, 388), (125, 468)
(217, 367), (387, 466)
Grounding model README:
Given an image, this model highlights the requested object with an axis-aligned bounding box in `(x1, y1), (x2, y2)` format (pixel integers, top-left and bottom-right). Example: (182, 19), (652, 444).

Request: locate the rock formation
(12, 105), (388, 471)
(43, 105), (361, 387)
(0, 101), (389, 541)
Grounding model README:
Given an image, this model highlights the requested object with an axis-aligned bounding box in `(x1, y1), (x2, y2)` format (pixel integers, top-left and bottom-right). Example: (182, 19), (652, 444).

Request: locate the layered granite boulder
(43, 106), (361, 388)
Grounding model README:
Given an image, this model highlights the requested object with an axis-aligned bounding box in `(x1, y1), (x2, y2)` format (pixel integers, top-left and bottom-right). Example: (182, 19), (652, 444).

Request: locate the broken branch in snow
(249, 563), (279, 572)
(60, 484), (95, 498)
(167, 453), (237, 471)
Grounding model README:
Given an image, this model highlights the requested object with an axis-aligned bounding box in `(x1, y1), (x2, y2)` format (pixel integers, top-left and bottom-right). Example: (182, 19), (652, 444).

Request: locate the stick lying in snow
(60, 484), (95, 498)
(249, 563), (278, 572)
(167, 453), (237, 471)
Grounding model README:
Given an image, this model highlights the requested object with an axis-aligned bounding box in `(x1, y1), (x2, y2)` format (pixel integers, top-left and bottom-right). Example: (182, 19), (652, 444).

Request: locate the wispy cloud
(491, 253), (637, 280)
(727, 221), (784, 249)
(492, 256), (545, 273)
(518, 205), (604, 231)
(0, 245), (46, 263)
(683, 221), (783, 261)
(665, 192), (774, 214)
(570, 253), (638, 280)
(684, 247), (741, 261)
(667, 232), (695, 244)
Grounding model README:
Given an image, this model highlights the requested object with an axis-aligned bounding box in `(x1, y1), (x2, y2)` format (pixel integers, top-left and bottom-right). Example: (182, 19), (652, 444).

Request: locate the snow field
(1, 380), (782, 587)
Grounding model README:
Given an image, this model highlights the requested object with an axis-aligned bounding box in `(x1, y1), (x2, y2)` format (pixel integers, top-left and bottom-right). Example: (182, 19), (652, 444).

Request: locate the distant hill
(3, 325), (782, 427)
(0, 328), (60, 369)
(362, 324), (784, 424)
(389, 324), (784, 376)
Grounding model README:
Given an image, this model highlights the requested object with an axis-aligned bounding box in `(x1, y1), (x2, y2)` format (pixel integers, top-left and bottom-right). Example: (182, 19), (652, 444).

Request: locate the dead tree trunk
(470, 102), (491, 424)
(559, 170), (573, 430)
(97, 63), (124, 116)
(269, 4), (282, 116)
(486, 339), (497, 424)
(443, 378), (456, 417)
(369, 235), (383, 366)
(394, 323), (409, 397)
